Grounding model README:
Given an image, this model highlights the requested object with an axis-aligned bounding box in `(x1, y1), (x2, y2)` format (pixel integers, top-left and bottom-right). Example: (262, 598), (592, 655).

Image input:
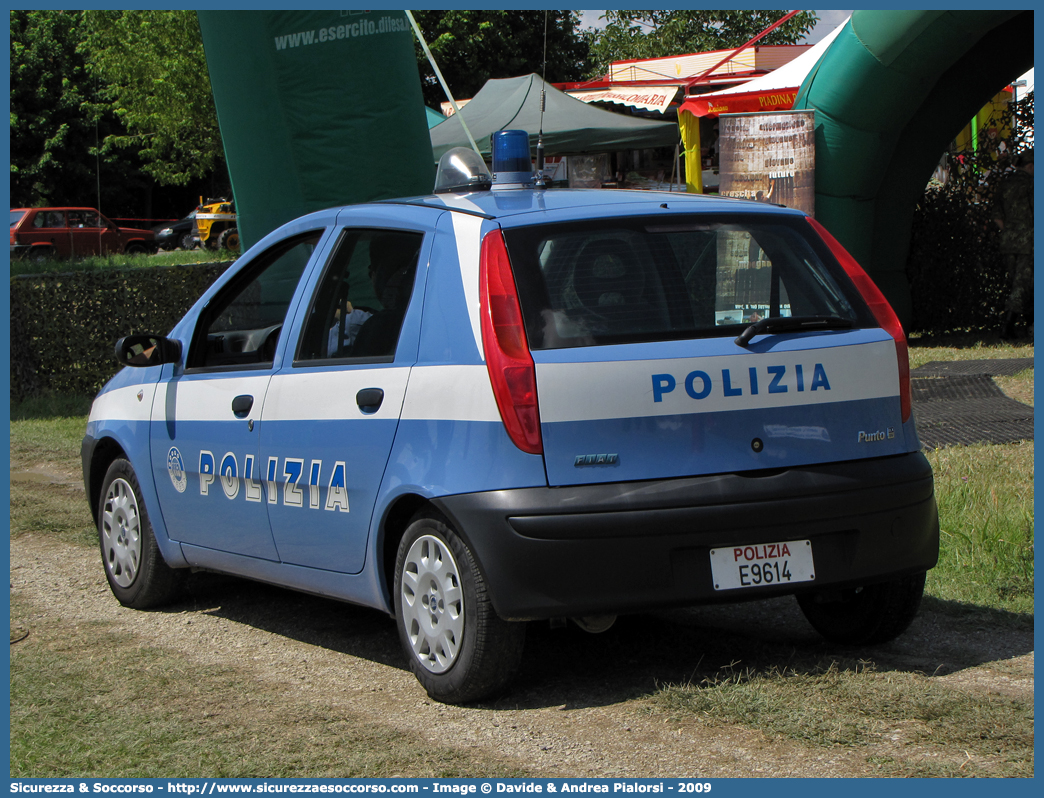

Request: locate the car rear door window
(68, 210), (102, 228)
(295, 228), (423, 362)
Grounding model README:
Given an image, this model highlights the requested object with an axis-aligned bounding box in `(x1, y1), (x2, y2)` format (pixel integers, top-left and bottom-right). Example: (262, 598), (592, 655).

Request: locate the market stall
(429, 73), (678, 172)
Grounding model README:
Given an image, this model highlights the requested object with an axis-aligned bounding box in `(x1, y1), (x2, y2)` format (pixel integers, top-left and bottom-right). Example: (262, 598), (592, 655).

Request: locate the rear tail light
(479, 229), (543, 454)
(807, 217), (911, 423)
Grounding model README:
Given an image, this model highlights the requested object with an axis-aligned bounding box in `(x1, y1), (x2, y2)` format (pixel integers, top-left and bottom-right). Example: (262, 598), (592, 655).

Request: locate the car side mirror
(115, 334), (181, 367)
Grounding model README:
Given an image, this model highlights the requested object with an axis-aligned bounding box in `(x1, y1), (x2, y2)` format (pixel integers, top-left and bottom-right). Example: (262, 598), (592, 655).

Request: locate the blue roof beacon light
(491, 129), (534, 188)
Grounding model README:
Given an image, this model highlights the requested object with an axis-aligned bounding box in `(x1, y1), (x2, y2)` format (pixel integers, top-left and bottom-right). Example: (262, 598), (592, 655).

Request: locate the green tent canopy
(426, 106), (447, 128)
(430, 73), (678, 162)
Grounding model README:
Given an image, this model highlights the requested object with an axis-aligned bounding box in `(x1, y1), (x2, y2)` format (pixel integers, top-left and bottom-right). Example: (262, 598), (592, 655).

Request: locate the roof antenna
(534, 11), (549, 188)
(405, 10), (483, 160)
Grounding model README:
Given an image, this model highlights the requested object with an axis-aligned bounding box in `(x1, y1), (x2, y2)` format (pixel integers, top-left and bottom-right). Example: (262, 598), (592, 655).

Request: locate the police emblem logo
(167, 447), (187, 493)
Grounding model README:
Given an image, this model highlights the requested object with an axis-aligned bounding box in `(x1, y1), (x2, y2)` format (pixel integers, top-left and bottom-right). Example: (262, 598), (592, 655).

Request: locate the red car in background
(10, 207), (156, 260)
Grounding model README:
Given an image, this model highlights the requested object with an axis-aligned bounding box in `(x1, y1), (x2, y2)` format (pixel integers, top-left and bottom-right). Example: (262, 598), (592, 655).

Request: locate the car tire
(178, 232), (195, 250)
(394, 511), (525, 704)
(29, 246), (53, 263)
(796, 572), (926, 646)
(97, 458), (184, 609)
(217, 227), (240, 253)
(124, 243), (147, 255)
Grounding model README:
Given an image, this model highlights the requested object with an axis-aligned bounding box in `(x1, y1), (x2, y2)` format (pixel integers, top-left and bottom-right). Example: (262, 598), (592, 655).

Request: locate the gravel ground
(10, 519), (1033, 778)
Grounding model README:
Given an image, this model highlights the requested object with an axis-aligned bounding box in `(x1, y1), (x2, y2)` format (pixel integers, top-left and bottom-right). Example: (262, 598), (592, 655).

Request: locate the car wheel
(796, 572), (926, 645)
(394, 511), (525, 704)
(217, 227), (240, 253)
(178, 232), (195, 250)
(98, 458), (184, 609)
(125, 243), (147, 255)
(29, 246), (53, 263)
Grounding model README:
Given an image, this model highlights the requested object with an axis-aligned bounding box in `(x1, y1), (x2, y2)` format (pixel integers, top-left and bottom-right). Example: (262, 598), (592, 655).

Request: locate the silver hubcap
(101, 478), (142, 588)
(400, 534), (464, 674)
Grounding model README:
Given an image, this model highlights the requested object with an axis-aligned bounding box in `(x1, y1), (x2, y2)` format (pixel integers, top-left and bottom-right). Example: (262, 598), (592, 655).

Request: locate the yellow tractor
(192, 197), (240, 252)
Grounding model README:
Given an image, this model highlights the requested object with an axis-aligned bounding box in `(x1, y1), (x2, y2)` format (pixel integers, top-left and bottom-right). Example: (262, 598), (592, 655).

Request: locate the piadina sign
(197, 10), (436, 249)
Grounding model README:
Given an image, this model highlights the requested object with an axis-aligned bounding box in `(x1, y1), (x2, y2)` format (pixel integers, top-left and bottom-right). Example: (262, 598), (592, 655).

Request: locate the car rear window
(503, 214), (874, 350)
(10, 210), (27, 228)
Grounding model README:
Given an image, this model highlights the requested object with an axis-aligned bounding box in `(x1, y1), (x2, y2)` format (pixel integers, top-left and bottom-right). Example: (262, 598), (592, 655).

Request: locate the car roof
(11, 206), (104, 213)
(374, 188), (807, 221)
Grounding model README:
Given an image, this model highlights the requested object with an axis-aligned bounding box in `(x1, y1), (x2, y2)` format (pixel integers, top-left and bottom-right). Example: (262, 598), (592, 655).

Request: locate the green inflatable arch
(793, 9), (1034, 325)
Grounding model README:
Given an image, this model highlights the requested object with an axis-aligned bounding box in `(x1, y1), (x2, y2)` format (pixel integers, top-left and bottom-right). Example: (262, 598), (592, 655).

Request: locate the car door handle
(232, 394), (254, 418)
(356, 388), (384, 414)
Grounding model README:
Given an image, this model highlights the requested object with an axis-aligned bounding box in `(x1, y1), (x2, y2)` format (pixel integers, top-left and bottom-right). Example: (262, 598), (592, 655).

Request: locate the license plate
(710, 540), (815, 591)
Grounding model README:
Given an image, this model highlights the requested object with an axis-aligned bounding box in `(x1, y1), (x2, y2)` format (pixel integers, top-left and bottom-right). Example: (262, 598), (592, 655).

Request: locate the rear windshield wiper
(734, 315), (854, 347)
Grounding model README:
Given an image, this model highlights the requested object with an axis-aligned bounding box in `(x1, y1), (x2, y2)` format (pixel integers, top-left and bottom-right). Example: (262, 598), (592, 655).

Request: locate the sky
(804, 10), (852, 43)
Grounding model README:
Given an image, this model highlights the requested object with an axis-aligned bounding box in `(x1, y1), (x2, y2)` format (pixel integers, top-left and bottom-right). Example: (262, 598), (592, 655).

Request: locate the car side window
(296, 229), (422, 362)
(187, 231), (322, 370)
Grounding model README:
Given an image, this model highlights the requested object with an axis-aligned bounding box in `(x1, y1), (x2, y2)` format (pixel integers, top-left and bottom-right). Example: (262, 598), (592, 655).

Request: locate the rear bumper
(434, 452), (939, 620)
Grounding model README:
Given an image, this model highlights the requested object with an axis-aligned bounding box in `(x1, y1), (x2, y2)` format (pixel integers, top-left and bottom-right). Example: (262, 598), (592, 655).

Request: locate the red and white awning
(680, 89), (799, 117)
(679, 18), (848, 118)
(567, 85), (680, 114)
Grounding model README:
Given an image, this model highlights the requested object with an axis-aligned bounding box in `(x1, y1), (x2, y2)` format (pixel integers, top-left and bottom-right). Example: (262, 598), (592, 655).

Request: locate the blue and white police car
(83, 132), (938, 704)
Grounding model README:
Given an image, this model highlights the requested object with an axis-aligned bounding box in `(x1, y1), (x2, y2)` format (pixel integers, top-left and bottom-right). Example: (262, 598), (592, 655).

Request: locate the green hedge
(907, 183), (1008, 335)
(907, 93), (1033, 336)
(10, 262), (230, 401)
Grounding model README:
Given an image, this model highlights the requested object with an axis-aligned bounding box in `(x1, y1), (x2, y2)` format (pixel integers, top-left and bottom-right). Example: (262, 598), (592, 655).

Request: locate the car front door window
(191, 232), (322, 370)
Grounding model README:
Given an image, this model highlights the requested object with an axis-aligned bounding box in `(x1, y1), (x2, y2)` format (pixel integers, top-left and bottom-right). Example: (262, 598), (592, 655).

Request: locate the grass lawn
(908, 335), (1034, 615)
(9, 248), (235, 277)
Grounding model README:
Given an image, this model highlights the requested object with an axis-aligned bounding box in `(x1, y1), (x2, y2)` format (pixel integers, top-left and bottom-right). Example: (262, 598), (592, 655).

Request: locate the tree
(585, 10), (819, 79)
(411, 10), (590, 109)
(907, 91), (1034, 335)
(10, 10), (222, 214)
(80, 10), (223, 186)
(9, 10), (100, 206)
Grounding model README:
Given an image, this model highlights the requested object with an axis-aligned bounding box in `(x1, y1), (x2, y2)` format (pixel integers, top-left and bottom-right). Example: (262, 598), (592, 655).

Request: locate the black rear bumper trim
(434, 452), (940, 620)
